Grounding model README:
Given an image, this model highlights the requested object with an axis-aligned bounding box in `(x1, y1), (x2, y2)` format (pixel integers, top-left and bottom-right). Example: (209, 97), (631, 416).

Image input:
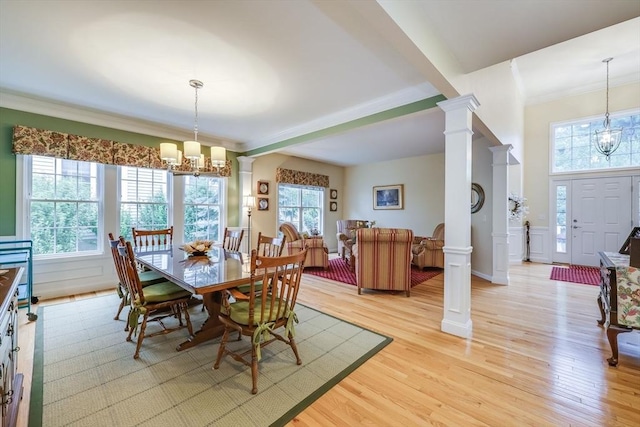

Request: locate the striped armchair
(412, 223), (444, 269)
(279, 222), (330, 270)
(354, 228), (414, 297)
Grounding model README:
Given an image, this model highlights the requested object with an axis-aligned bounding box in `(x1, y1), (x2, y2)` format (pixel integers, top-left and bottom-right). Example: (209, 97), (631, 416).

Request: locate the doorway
(552, 176), (634, 266)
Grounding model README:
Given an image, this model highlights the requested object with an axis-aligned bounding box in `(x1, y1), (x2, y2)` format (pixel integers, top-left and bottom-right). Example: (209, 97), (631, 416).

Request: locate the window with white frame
(119, 167), (170, 240)
(28, 155), (101, 256)
(552, 110), (640, 173)
(277, 184), (323, 235)
(183, 175), (224, 242)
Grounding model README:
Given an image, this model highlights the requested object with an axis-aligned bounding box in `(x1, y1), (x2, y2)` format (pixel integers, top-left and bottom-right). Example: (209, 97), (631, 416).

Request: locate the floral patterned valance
(275, 167), (329, 188)
(12, 125), (231, 176)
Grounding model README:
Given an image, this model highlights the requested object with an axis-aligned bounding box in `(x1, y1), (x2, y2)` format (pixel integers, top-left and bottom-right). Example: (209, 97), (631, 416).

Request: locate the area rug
(305, 258), (441, 286)
(549, 265), (600, 286)
(29, 294), (391, 427)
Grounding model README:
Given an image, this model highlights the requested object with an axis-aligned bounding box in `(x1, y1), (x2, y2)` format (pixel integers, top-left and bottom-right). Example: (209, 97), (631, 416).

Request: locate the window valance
(12, 125), (232, 176)
(275, 167), (329, 188)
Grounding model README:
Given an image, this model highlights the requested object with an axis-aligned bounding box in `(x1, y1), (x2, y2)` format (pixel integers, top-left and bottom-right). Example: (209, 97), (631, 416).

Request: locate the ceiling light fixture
(160, 79), (227, 176)
(593, 57), (623, 160)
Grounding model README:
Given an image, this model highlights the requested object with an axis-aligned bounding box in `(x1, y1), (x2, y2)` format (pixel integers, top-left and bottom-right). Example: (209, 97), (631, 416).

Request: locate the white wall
(344, 154), (445, 237)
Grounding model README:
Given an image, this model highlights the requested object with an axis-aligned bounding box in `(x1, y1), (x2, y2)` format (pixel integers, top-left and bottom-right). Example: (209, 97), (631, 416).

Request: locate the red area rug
(304, 258), (441, 287)
(549, 265), (600, 286)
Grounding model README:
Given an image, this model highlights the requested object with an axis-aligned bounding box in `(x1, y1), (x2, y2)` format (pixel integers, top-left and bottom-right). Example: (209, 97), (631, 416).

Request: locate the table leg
(176, 292), (225, 351)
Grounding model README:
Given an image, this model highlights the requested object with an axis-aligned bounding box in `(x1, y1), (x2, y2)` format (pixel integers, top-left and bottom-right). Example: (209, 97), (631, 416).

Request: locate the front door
(571, 176), (632, 266)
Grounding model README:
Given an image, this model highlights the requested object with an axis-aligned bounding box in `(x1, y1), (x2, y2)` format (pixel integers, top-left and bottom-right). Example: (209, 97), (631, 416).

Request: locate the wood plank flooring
(15, 262), (640, 426)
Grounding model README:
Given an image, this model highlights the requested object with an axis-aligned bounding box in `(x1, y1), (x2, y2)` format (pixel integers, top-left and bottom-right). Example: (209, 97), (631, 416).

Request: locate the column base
(441, 318), (473, 338)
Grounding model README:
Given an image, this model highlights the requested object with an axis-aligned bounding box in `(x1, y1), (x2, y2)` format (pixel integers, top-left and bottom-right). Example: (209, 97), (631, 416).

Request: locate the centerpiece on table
(181, 240), (214, 256)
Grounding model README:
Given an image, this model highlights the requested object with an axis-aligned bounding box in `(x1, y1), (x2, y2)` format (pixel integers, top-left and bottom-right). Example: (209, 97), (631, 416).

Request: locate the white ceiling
(1, 1), (638, 166)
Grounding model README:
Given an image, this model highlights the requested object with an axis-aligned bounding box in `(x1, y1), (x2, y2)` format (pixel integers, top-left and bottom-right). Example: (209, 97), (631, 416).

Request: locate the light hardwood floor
(16, 262), (640, 426)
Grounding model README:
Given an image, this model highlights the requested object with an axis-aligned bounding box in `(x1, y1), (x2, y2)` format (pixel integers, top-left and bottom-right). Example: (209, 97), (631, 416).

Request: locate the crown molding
(0, 89), (243, 151)
(241, 82), (440, 151)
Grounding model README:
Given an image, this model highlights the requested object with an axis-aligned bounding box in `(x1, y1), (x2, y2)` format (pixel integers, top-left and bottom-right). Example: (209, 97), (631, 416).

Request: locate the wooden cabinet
(0, 267), (23, 427)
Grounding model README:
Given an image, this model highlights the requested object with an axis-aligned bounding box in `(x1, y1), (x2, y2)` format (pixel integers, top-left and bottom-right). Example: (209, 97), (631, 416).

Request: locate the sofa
(412, 223), (444, 269)
(279, 222), (329, 269)
(354, 228), (414, 297)
(336, 219), (368, 260)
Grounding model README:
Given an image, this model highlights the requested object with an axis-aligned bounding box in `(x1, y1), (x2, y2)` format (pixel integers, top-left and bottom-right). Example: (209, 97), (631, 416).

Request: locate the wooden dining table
(135, 244), (251, 351)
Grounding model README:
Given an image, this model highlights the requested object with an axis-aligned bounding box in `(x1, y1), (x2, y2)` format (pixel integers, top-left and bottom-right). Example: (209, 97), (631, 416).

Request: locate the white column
(489, 145), (512, 285)
(437, 94), (479, 339)
(237, 156), (255, 253)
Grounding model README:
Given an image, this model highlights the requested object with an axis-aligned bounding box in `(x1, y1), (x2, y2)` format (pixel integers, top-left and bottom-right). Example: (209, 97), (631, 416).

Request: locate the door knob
(572, 225), (582, 229)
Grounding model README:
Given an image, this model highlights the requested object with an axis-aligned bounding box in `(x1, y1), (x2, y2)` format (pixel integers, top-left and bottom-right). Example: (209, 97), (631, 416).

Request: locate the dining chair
(214, 248), (307, 394)
(222, 227), (244, 251)
(131, 226), (173, 249)
(256, 232), (286, 257)
(108, 233), (165, 326)
(116, 237), (194, 359)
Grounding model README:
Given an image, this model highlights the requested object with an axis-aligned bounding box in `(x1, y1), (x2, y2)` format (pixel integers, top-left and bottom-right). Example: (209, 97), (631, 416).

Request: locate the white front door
(571, 176), (632, 266)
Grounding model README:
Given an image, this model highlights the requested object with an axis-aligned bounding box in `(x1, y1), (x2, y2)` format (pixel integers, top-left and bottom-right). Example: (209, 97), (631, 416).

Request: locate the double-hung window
(277, 184), (324, 235)
(183, 175), (224, 242)
(119, 167), (170, 240)
(28, 155), (101, 256)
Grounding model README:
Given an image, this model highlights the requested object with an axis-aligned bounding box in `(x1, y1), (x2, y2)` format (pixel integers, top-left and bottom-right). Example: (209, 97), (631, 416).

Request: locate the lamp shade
(210, 146), (226, 167)
(243, 195), (256, 209)
(184, 140), (201, 159)
(177, 150), (183, 165)
(198, 154), (205, 169)
(160, 143), (178, 162)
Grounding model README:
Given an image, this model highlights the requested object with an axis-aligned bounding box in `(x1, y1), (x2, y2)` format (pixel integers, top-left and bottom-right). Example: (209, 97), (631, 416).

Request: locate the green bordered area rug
(29, 294), (391, 427)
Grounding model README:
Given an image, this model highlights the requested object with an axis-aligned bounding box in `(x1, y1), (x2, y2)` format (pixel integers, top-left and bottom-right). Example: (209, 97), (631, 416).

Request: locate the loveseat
(279, 222), (329, 269)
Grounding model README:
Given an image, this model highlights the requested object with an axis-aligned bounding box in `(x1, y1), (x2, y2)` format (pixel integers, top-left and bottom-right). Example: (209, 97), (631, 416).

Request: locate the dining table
(134, 244), (251, 351)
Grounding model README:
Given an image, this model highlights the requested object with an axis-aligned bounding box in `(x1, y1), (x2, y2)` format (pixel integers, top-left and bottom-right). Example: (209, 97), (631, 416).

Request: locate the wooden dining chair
(214, 248), (307, 394)
(108, 233), (165, 326)
(222, 227), (244, 251)
(131, 226), (173, 249)
(116, 237), (194, 359)
(256, 232), (286, 257)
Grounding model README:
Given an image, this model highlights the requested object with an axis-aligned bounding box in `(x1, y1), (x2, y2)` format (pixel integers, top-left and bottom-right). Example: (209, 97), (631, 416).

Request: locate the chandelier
(593, 58), (623, 160)
(160, 79), (226, 176)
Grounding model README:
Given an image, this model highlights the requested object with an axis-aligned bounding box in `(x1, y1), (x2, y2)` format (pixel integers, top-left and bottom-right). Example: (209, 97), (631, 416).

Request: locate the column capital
(488, 144), (513, 154)
(237, 156), (256, 173)
(437, 94), (480, 113)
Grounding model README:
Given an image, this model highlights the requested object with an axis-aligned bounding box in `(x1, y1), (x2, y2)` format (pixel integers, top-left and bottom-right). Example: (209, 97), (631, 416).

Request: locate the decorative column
(489, 145), (512, 285)
(237, 156), (255, 253)
(437, 94), (480, 339)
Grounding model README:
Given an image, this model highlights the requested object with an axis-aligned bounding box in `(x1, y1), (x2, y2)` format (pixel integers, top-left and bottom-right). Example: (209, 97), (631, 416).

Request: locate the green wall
(0, 107), (240, 236)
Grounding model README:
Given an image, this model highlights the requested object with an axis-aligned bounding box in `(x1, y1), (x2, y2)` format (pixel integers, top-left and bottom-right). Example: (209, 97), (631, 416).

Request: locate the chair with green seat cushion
(214, 248), (307, 394)
(108, 233), (165, 325)
(116, 237), (194, 359)
(231, 233), (287, 297)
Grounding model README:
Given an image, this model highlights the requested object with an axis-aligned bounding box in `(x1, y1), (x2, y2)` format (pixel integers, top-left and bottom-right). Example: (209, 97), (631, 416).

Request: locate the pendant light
(593, 58), (623, 160)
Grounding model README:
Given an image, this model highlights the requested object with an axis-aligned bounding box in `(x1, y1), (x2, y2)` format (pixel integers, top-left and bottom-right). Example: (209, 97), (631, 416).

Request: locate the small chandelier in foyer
(160, 79), (226, 176)
(593, 57), (623, 160)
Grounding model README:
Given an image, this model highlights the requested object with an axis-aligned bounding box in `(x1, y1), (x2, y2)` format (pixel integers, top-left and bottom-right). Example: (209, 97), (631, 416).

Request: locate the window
(555, 185), (567, 253)
(277, 184), (323, 235)
(119, 167), (169, 240)
(183, 176), (224, 242)
(552, 110), (640, 173)
(28, 155), (101, 256)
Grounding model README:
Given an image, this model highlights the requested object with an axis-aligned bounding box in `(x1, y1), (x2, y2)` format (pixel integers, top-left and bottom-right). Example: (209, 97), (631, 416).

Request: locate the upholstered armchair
(279, 222), (330, 269)
(336, 219), (368, 260)
(353, 228), (414, 297)
(412, 223), (445, 269)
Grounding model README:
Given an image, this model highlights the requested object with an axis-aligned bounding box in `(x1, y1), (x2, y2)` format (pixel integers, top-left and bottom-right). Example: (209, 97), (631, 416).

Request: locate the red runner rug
(549, 265), (600, 286)
(305, 258), (441, 287)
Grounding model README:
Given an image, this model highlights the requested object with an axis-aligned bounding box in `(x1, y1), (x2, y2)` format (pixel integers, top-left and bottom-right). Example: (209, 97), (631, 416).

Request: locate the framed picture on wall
(373, 184), (404, 210)
(258, 197), (269, 211)
(257, 181), (269, 195)
(330, 189), (338, 200)
(330, 201), (337, 212)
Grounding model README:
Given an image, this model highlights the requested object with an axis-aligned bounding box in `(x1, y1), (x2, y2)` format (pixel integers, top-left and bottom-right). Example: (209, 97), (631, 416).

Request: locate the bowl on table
(181, 240), (214, 256)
